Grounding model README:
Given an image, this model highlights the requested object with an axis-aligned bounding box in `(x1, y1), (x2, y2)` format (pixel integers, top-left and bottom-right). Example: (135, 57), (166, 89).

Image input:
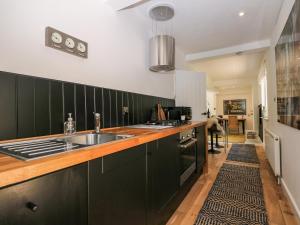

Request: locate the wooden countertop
(0, 121), (207, 188)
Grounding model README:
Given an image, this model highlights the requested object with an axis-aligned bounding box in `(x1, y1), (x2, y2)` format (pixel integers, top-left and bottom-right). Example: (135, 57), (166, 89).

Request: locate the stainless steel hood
(149, 35), (175, 72)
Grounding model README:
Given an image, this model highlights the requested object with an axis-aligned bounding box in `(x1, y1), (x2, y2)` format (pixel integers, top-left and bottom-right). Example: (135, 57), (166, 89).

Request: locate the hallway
(167, 145), (299, 225)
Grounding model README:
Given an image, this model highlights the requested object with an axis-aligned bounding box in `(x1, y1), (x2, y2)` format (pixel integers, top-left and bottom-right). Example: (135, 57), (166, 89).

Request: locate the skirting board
(281, 178), (300, 220)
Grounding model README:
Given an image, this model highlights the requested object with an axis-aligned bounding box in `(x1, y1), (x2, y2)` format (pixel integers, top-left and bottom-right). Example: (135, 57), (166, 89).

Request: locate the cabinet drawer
(0, 163), (88, 225)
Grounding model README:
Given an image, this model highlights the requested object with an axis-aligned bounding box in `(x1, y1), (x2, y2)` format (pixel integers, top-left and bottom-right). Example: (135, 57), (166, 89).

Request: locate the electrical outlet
(122, 107), (129, 116)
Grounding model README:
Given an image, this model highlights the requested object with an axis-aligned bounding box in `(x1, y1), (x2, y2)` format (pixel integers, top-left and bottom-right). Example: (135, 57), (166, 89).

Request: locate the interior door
(175, 70), (207, 120)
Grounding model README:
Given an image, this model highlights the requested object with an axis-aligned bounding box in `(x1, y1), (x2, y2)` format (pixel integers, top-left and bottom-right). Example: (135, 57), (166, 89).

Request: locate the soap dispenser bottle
(64, 113), (76, 135)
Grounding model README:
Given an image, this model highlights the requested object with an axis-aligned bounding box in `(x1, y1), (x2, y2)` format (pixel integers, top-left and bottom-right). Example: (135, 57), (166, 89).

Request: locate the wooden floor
(208, 134), (245, 145)
(167, 144), (300, 225)
(227, 134), (246, 143)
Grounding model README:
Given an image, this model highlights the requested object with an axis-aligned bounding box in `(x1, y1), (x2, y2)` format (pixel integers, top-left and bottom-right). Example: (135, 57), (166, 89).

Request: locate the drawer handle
(180, 138), (197, 149)
(26, 202), (38, 212)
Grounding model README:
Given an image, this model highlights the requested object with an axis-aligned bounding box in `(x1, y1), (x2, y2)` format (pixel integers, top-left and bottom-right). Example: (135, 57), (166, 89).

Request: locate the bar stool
(215, 116), (225, 148)
(208, 124), (221, 154)
(215, 133), (224, 149)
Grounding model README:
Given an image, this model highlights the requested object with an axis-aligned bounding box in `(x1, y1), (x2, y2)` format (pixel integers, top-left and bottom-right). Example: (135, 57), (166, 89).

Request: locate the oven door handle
(179, 138), (197, 149)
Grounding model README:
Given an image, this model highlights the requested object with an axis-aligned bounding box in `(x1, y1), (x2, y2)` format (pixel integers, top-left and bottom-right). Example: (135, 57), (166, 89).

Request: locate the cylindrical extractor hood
(149, 35), (175, 72)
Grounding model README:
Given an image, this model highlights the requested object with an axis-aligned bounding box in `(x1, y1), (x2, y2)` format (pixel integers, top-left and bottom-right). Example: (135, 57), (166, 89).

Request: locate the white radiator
(265, 129), (281, 183)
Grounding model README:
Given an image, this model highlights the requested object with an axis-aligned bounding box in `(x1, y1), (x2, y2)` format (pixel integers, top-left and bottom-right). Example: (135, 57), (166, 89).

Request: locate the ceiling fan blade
(104, 0), (151, 11)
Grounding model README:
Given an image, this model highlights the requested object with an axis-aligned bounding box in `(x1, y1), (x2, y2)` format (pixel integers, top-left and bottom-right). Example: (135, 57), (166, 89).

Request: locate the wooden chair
(217, 115), (224, 127)
(228, 116), (239, 134)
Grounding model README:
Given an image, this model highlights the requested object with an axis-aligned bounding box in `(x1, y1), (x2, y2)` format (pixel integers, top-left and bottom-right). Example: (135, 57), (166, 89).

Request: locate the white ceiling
(129, 0), (283, 91)
(133, 0), (283, 54)
(188, 52), (264, 81)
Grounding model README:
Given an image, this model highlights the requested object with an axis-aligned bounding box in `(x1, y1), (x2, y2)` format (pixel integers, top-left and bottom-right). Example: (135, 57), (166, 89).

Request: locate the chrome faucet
(64, 113), (76, 135)
(94, 113), (101, 134)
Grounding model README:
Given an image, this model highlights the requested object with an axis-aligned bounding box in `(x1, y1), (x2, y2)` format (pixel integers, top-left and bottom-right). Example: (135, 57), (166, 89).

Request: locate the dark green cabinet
(0, 126), (206, 225)
(89, 144), (147, 225)
(0, 163), (88, 225)
(147, 134), (180, 225)
(196, 125), (206, 174)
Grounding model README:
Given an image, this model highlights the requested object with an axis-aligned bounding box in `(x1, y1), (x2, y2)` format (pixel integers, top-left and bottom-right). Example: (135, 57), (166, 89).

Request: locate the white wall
(175, 70), (207, 121)
(207, 90), (217, 116)
(0, 0), (186, 99)
(260, 0), (300, 217)
(216, 89), (254, 130)
(252, 83), (260, 133)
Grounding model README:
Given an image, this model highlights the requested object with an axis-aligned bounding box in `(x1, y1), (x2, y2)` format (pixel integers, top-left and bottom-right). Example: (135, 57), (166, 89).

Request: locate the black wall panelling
(86, 86), (95, 130)
(117, 91), (123, 127)
(35, 78), (50, 136)
(103, 89), (111, 128)
(110, 90), (117, 127)
(142, 95), (150, 123)
(141, 95), (147, 123)
(158, 97), (164, 107)
(145, 95), (153, 122)
(139, 94), (144, 123)
(134, 93), (140, 125)
(0, 71), (175, 140)
(123, 92), (129, 126)
(63, 82), (75, 122)
(50, 81), (63, 134)
(95, 88), (104, 128)
(128, 93), (134, 125)
(75, 85), (86, 131)
(0, 72), (16, 140)
(161, 98), (166, 107)
(17, 76), (35, 138)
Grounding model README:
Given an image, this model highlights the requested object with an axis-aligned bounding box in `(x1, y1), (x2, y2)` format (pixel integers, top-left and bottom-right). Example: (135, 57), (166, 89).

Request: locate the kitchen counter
(0, 120), (207, 188)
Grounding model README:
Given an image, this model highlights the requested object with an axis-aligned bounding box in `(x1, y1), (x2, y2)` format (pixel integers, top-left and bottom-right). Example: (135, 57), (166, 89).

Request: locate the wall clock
(51, 32), (62, 44)
(65, 38), (75, 49)
(45, 27), (88, 58)
(77, 42), (86, 53)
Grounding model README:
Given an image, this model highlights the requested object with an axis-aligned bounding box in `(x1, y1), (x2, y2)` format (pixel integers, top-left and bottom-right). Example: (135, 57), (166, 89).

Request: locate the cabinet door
(196, 125), (206, 174)
(147, 134), (180, 225)
(0, 163), (88, 225)
(89, 145), (147, 225)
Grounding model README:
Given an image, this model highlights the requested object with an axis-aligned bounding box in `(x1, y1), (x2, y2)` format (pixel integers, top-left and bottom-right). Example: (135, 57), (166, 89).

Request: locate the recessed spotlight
(239, 11), (245, 17)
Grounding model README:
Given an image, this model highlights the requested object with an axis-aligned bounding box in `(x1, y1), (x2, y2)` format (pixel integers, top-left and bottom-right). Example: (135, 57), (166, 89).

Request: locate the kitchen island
(0, 120), (207, 225)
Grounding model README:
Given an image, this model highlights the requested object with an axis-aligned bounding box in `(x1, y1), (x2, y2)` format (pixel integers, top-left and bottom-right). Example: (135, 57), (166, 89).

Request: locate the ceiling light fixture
(239, 11), (245, 17)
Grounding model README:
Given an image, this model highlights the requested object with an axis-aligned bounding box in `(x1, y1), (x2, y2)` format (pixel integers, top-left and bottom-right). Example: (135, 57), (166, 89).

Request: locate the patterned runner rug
(227, 144), (259, 164)
(194, 163), (268, 225)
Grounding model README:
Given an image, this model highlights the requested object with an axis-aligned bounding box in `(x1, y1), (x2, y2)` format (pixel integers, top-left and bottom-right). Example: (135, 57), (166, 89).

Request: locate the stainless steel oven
(179, 129), (197, 186)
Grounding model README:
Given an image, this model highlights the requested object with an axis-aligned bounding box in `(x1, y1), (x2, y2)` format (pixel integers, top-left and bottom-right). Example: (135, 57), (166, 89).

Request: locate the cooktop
(127, 120), (190, 130)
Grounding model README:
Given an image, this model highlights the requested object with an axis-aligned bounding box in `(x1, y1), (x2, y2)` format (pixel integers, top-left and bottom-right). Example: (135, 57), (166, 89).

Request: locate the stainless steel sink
(0, 133), (135, 160)
(57, 133), (135, 146)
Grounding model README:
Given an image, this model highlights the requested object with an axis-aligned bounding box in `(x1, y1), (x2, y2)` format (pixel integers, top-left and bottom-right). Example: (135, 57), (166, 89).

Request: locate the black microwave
(166, 107), (192, 121)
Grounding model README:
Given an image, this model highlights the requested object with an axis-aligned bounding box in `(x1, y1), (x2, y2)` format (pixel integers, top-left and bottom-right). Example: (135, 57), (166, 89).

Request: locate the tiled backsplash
(0, 71), (175, 141)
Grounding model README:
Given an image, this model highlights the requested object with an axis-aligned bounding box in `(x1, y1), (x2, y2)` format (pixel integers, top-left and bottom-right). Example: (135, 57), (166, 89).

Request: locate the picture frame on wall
(275, 0), (300, 130)
(223, 99), (246, 115)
